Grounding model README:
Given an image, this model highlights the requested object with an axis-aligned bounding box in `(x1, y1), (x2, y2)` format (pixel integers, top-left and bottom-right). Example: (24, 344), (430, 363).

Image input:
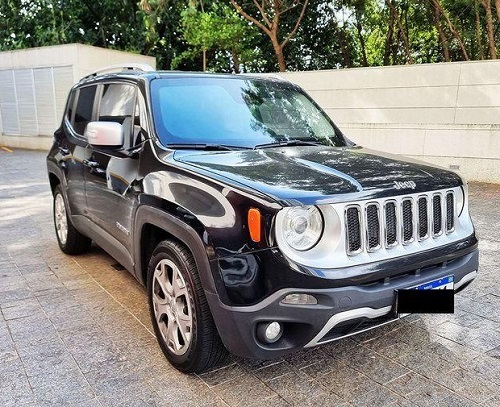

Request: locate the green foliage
(0, 0), (499, 72)
(0, 0), (147, 51)
(174, 3), (260, 72)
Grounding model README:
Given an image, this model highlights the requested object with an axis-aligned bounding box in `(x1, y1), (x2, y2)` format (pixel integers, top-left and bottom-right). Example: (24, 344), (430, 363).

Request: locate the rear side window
(98, 83), (137, 147)
(73, 86), (97, 135)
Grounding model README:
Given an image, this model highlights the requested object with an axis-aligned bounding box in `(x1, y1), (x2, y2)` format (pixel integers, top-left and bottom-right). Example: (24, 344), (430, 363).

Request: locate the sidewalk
(0, 149), (499, 406)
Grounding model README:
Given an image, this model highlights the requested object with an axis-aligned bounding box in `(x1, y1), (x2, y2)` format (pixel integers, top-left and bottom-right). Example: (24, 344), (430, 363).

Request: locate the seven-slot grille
(345, 191), (455, 255)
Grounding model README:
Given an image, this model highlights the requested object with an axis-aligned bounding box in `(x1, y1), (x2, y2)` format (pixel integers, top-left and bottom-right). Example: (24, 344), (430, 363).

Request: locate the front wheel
(147, 240), (227, 373)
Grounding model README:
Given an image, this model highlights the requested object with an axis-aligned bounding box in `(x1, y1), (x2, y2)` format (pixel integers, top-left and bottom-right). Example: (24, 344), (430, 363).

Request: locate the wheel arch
(46, 160), (66, 196)
(48, 172), (60, 195)
(133, 205), (218, 295)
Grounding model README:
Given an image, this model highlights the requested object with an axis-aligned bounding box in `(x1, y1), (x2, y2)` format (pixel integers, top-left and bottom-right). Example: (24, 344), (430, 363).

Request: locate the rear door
(63, 85), (98, 218)
(83, 82), (141, 250)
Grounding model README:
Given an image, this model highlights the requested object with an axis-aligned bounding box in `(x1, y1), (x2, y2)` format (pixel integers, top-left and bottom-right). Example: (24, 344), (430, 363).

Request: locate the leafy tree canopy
(0, 0), (499, 71)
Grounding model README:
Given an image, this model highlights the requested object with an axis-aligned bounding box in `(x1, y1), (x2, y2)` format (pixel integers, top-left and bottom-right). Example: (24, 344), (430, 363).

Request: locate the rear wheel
(53, 185), (92, 254)
(147, 240), (227, 373)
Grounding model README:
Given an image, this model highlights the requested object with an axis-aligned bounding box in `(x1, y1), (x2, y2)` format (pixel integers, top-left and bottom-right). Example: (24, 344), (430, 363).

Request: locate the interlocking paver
(0, 357), (36, 406)
(1, 149), (499, 406)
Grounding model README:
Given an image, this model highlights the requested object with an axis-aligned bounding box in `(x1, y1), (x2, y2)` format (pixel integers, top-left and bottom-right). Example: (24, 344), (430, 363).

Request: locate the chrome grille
(433, 194), (442, 236)
(417, 196), (429, 239)
(366, 204), (380, 250)
(345, 206), (362, 253)
(384, 202), (397, 247)
(345, 191), (455, 255)
(401, 199), (414, 244)
(446, 192), (454, 232)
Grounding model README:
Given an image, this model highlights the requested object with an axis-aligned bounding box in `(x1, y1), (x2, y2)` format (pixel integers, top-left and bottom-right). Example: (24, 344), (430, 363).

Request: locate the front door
(83, 83), (140, 251)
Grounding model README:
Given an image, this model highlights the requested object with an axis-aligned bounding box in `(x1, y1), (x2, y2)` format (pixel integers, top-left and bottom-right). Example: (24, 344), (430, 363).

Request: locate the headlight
(282, 206), (323, 251)
(456, 185), (465, 216)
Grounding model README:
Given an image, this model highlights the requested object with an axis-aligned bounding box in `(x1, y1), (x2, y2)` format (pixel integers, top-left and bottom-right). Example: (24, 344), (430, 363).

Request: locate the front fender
(133, 204), (219, 295)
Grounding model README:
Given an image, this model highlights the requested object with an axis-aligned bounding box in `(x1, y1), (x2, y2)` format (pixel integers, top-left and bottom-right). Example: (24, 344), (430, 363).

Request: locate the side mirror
(84, 121), (123, 147)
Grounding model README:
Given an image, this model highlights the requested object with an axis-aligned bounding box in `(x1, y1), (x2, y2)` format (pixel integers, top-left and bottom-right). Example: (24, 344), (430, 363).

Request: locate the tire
(53, 185), (92, 255)
(147, 239), (227, 373)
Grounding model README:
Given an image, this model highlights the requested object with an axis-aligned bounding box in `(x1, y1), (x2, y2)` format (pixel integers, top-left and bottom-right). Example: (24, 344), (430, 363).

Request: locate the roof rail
(82, 63), (155, 81)
(238, 72), (289, 82)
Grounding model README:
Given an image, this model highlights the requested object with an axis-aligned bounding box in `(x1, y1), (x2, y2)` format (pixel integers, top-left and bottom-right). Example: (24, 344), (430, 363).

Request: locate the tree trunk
(385, 0), (413, 64)
(394, 28), (402, 64)
(270, 33), (286, 72)
(481, 0), (497, 59)
(432, 2), (450, 61)
(337, 26), (352, 68)
(475, 0), (485, 60)
(354, 11), (368, 66)
(431, 0), (469, 60)
(384, 9), (395, 65)
(232, 52), (240, 73)
(496, 0), (500, 21)
(231, 0), (308, 73)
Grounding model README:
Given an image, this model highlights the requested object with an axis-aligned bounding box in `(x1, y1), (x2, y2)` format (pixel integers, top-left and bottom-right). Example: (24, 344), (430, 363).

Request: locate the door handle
(83, 159), (105, 175)
(58, 146), (70, 156)
(83, 159), (100, 168)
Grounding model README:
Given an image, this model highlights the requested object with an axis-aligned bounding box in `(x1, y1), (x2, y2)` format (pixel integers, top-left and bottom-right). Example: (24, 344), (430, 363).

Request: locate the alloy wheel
(152, 259), (193, 355)
(54, 193), (68, 245)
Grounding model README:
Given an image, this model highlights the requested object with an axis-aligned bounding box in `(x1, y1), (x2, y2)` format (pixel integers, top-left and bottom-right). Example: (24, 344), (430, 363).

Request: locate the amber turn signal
(248, 208), (261, 243)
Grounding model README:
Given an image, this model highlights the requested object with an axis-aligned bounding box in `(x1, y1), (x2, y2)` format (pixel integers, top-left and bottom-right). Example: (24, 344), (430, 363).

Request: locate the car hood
(172, 146), (462, 205)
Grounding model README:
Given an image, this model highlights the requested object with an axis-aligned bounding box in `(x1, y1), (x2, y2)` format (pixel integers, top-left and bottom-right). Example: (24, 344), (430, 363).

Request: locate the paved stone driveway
(0, 149), (499, 407)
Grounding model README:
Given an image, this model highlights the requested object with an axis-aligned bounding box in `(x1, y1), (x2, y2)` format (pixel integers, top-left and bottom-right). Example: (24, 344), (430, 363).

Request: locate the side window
(73, 86), (97, 135)
(98, 83), (136, 148)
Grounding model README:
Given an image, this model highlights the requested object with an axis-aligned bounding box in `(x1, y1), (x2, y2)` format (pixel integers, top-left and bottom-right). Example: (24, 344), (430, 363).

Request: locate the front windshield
(150, 76), (347, 149)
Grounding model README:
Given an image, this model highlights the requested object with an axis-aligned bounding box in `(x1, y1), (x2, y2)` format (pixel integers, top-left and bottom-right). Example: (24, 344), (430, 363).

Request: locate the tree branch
(252, 0), (271, 27)
(280, 0), (300, 16)
(231, 0), (271, 35)
(281, 0), (308, 48)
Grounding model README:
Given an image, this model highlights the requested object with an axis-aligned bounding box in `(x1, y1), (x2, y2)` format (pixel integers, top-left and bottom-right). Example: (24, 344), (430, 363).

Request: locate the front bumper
(207, 248), (479, 359)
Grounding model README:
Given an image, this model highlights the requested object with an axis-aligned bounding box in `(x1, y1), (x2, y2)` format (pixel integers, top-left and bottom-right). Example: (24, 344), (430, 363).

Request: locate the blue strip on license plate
(414, 275), (454, 290)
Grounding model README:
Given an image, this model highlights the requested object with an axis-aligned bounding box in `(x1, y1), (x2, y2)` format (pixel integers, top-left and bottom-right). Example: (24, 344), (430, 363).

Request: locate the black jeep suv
(47, 65), (479, 373)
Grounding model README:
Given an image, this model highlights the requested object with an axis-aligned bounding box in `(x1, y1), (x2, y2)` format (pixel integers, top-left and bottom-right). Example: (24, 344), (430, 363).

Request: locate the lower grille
(346, 190), (455, 255)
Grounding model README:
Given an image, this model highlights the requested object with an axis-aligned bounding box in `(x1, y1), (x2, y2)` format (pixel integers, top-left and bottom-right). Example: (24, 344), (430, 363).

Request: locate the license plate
(397, 275), (454, 314)
(413, 275), (454, 290)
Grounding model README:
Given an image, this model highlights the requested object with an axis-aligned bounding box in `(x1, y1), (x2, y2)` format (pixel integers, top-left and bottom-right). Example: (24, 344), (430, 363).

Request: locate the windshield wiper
(254, 139), (325, 149)
(166, 143), (249, 151)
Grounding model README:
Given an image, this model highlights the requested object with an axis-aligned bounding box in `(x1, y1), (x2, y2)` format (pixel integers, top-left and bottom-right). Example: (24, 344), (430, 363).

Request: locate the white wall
(281, 60), (500, 183)
(0, 44), (156, 150)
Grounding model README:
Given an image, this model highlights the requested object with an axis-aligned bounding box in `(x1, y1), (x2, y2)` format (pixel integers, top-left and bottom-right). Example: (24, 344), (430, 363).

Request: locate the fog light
(257, 321), (283, 344)
(281, 293), (318, 305)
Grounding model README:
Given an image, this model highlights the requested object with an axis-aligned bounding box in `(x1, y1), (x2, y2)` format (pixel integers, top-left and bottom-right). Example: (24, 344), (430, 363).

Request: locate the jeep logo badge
(394, 180), (417, 190)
